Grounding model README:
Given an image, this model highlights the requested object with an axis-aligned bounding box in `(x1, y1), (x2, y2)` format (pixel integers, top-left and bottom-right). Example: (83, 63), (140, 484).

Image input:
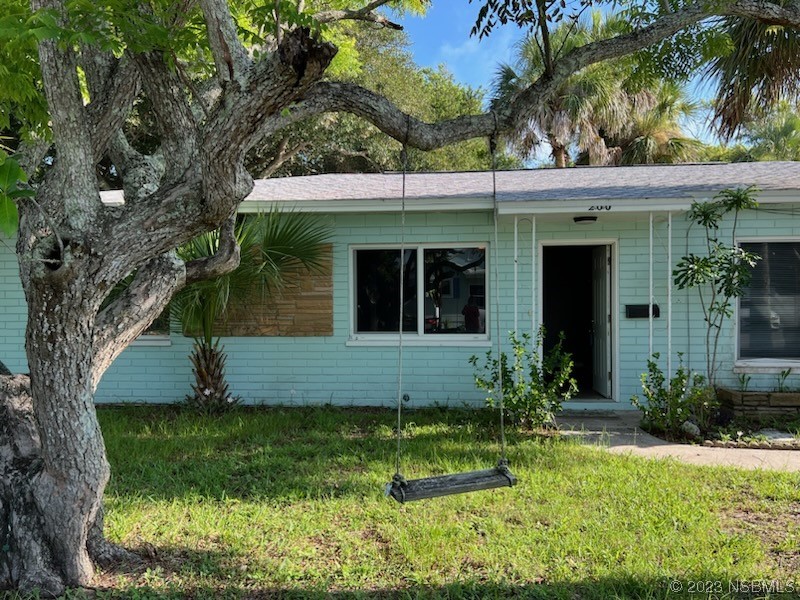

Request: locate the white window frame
(130, 333), (171, 347)
(347, 243), (491, 347)
(735, 236), (800, 372)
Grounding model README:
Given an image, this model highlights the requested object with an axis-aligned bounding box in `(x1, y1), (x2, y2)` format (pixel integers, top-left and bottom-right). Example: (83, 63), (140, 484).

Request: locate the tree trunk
(550, 139), (568, 168)
(1, 375), (68, 597)
(1, 278), (115, 596)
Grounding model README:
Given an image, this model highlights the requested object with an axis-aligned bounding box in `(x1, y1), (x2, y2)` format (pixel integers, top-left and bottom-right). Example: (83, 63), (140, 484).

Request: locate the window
(739, 241), (800, 360)
(353, 245), (487, 336)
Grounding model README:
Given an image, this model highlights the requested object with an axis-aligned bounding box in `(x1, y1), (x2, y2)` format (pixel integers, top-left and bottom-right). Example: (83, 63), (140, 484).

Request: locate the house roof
(99, 161), (800, 214)
(240, 161), (800, 214)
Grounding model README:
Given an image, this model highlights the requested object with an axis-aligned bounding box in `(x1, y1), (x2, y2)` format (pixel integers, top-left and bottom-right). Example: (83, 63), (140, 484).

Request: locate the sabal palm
(617, 82), (703, 164)
(492, 11), (639, 167)
(171, 210), (330, 411)
(741, 102), (800, 160)
(707, 16), (800, 139)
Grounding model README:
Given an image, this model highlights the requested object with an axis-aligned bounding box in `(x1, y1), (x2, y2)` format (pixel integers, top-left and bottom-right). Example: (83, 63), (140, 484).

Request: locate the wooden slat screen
(213, 244), (333, 337)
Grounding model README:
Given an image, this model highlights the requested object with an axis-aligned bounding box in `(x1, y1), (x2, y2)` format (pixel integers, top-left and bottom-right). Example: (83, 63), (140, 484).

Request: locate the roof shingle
(245, 162), (800, 204)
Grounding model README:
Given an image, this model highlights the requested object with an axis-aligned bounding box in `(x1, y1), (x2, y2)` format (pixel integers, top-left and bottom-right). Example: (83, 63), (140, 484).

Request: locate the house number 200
(588, 205), (612, 211)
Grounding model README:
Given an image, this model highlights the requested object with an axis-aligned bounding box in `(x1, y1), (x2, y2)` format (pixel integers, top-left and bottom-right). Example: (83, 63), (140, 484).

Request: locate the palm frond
(708, 16), (800, 139)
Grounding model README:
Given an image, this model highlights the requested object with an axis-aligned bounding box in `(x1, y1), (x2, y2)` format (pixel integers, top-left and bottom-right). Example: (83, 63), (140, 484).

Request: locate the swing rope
(387, 114), (516, 501)
(394, 121), (409, 479)
(489, 113), (508, 465)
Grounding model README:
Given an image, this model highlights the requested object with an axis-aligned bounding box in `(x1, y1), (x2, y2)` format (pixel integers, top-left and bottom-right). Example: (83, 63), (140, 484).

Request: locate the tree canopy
(491, 10), (704, 167)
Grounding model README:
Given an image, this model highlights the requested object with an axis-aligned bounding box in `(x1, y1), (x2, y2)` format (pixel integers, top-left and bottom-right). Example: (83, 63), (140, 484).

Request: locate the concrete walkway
(557, 411), (800, 472)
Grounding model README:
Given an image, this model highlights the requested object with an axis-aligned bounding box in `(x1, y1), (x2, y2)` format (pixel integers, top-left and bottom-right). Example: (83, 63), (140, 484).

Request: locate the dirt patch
(722, 501), (800, 575)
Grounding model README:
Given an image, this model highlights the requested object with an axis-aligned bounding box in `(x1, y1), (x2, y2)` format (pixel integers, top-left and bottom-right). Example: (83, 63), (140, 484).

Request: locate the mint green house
(2, 162), (800, 408)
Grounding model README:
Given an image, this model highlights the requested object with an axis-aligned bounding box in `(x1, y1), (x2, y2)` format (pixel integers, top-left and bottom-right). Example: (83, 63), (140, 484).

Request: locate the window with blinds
(739, 241), (800, 360)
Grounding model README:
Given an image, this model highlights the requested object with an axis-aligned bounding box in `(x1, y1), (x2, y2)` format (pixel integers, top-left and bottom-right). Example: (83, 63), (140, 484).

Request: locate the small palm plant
(171, 210), (330, 413)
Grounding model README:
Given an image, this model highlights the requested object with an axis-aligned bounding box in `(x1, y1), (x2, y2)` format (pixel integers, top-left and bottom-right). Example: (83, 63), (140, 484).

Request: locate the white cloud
(436, 25), (521, 91)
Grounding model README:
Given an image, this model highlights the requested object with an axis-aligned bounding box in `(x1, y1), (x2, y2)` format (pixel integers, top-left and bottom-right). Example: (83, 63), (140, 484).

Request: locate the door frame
(538, 238), (620, 402)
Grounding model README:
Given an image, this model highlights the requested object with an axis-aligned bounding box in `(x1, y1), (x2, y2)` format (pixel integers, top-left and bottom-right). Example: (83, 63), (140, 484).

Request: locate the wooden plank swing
(385, 125), (518, 503)
(385, 461), (517, 504)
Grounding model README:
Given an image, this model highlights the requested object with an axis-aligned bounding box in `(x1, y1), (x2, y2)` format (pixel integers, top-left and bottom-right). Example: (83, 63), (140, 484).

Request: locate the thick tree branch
(316, 0), (402, 29)
(133, 52), (199, 184)
(251, 0), (800, 158)
(92, 252), (186, 385)
(247, 6), (707, 151)
(724, 0), (800, 25)
(198, 0), (251, 86)
(199, 27), (336, 222)
(184, 215), (241, 285)
(81, 52), (142, 162)
(264, 82), (501, 149)
(30, 0), (99, 230)
(108, 132), (164, 203)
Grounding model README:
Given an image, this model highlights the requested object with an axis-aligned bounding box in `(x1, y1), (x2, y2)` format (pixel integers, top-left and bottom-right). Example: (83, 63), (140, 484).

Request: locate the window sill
(346, 335), (491, 348)
(130, 335), (172, 347)
(733, 359), (800, 374)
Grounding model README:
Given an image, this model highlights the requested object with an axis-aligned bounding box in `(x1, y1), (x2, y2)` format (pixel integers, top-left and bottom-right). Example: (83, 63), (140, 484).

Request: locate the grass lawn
(67, 407), (800, 598)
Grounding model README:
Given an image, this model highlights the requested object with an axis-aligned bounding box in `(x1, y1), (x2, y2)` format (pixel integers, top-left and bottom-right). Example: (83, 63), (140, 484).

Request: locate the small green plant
(737, 372), (751, 391)
(777, 368), (792, 392)
(470, 327), (577, 429)
(631, 353), (720, 438)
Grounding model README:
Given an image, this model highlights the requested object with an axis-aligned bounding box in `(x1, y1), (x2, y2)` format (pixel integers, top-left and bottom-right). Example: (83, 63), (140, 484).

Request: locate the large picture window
(353, 245), (487, 336)
(739, 241), (800, 360)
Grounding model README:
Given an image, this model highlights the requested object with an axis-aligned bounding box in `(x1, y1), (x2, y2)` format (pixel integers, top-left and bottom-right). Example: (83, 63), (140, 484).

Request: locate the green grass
(64, 407), (800, 597)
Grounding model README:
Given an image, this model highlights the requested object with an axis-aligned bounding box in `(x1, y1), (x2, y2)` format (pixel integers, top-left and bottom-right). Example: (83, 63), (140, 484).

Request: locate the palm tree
(616, 82), (704, 164)
(707, 17), (800, 139)
(493, 12), (705, 167)
(492, 11), (644, 167)
(740, 102), (800, 160)
(171, 210), (330, 412)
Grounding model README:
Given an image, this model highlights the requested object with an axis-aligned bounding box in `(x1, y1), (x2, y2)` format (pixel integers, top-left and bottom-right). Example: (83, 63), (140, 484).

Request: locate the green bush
(631, 353), (719, 438)
(470, 328), (577, 429)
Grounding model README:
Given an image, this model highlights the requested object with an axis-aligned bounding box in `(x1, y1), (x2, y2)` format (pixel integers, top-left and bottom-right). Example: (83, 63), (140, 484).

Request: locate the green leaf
(8, 187), (35, 199)
(0, 193), (20, 237)
(0, 157), (25, 192)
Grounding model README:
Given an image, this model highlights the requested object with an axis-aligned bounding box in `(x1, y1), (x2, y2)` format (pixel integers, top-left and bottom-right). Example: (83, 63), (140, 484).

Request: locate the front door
(542, 244), (613, 399)
(591, 245), (611, 398)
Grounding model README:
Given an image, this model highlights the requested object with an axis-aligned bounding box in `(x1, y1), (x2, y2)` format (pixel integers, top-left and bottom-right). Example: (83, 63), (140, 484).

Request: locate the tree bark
(2, 244), (161, 596)
(1, 375), (72, 597)
(0, 267), (112, 595)
(550, 137), (568, 168)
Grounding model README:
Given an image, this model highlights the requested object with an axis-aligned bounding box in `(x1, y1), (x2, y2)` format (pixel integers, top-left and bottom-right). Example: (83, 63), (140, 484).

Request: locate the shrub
(470, 328), (577, 429)
(631, 353), (719, 438)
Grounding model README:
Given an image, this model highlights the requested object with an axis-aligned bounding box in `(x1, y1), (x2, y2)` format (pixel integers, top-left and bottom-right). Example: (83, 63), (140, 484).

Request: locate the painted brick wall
(0, 236), (27, 374)
(3, 203), (800, 408)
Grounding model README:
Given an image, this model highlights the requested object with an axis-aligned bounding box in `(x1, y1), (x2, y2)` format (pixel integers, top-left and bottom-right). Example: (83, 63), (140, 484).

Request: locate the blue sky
(393, 0), (526, 93)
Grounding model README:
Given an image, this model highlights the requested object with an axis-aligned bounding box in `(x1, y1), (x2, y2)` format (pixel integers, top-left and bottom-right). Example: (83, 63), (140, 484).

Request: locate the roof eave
(498, 190), (800, 215)
(238, 196), (494, 213)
